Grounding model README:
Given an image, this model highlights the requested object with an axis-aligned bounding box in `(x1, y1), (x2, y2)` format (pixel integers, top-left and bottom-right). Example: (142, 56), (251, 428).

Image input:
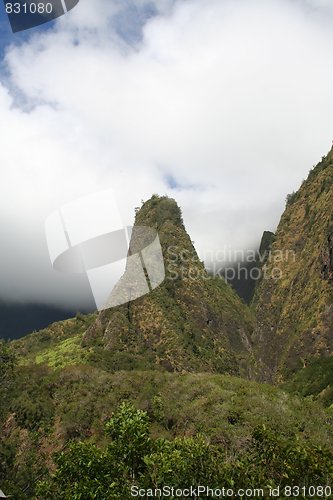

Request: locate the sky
(0, 0), (333, 310)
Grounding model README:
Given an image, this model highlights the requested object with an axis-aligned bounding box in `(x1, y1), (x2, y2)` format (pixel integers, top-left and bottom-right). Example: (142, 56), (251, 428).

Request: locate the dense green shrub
(36, 403), (333, 500)
(0, 340), (16, 379)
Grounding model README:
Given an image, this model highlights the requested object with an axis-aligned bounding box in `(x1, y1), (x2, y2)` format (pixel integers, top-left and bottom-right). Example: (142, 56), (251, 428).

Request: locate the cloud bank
(0, 0), (333, 308)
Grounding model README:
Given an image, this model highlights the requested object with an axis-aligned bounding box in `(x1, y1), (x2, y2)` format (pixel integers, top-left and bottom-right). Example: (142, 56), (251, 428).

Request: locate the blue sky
(0, 6), (26, 53)
(0, 1), (161, 56)
(0, 2), (57, 58)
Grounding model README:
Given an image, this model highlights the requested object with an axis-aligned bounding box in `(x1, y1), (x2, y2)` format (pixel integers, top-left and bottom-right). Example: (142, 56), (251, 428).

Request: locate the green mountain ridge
(253, 146), (333, 383)
(82, 195), (254, 376)
(2, 148), (333, 498)
(12, 194), (255, 376)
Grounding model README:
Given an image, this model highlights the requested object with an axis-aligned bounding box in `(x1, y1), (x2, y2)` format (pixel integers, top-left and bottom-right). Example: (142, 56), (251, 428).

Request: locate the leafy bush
(36, 403), (333, 500)
(285, 191), (298, 206)
(0, 340), (16, 379)
(232, 425), (333, 489)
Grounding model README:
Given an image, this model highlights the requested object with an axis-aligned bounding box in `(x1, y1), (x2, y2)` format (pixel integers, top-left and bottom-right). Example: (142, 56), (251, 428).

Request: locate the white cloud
(0, 0), (333, 307)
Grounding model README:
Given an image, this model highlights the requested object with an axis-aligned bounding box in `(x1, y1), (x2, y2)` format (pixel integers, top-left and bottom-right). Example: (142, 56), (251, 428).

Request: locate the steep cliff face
(253, 147), (333, 382)
(83, 195), (254, 376)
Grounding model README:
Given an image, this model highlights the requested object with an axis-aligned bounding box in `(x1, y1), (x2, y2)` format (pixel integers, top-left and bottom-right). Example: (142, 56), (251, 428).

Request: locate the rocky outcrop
(321, 228), (333, 283)
(83, 195), (254, 376)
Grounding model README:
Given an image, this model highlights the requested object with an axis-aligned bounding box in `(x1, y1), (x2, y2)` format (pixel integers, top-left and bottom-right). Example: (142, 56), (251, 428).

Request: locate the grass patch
(34, 334), (88, 368)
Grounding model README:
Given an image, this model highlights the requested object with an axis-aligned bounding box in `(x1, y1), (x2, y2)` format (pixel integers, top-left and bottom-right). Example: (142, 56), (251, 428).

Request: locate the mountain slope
(253, 147), (333, 382)
(2, 364), (333, 499)
(83, 195), (254, 376)
(3, 182), (333, 498)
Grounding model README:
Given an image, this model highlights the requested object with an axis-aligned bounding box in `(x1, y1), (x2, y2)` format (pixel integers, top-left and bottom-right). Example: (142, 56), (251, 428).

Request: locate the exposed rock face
(321, 230), (333, 283)
(253, 147), (333, 383)
(258, 231), (275, 262)
(83, 195), (254, 376)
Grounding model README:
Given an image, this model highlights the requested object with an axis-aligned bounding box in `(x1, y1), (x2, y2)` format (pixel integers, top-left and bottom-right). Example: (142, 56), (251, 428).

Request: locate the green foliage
(3, 170), (333, 500)
(143, 435), (223, 489)
(0, 340), (17, 422)
(285, 191), (298, 206)
(36, 404), (333, 500)
(34, 335), (88, 368)
(8, 365), (54, 430)
(232, 425), (333, 489)
(79, 193), (255, 377)
(136, 195), (184, 230)
(0, 339), (16, 379)
(36, 443), (120, 499)
(36, 403), (152, 499)
(254, 145), (333, 381)
(11, 194), (254, 379)
(3, 365), (333, 498)
(0, 423), (49, 500)
(284, 356), (333, 406)
(105, 402), (151, 479)
(12, 314), (95, 368)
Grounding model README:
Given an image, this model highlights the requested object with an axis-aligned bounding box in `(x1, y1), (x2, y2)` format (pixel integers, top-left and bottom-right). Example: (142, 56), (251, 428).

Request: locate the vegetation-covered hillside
(82, 195), (255, 377)
(2, 149), (333, 498)
(2, 346), (333, 498)
(253, 147), (333, 382)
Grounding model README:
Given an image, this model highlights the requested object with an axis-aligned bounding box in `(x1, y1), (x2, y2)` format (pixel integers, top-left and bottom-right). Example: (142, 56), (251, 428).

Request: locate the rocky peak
(83, 195), (254, 375)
